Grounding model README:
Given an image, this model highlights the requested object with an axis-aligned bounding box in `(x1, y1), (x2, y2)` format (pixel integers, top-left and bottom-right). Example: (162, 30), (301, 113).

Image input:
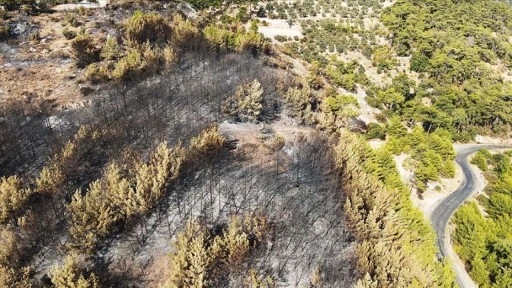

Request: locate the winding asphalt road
(430, 144), (511, 288)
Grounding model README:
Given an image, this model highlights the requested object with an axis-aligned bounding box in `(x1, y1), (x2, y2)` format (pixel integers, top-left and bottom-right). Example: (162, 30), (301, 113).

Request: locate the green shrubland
(203, 23), (268, 54)
(380, 0), (512, 139)
(453, 150), (512, 287)
(384, 125), (455, 191)
(336, 130), (455, 287)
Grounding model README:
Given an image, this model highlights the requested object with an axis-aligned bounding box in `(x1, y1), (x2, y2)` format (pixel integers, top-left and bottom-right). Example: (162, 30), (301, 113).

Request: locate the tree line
(334, 130), (455, 287)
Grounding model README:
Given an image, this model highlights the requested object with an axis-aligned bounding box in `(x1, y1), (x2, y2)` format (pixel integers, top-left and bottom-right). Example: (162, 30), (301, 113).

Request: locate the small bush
(28, 31), (39, 44)
(410, 53), (430, 72)
(50, 253), (99, 288)
(470, 150), (489, 171)
(187, 0), (223, 9)
(339, 73), (356, 92)
(171, 14), (199, 48)
(112, 44), (160, 81)
(274, 35), (288, 42)
(112, 49), (144, 81)
(204, 25), (268, 54)
(100, 36), (121, 60)
(256, 7), (267, 18)
(324, 94), (358, 113)
(235, 31), (267, 53)
(236, 6), (250, 23)
(0, 9), (7, 20)
(70, 35), (100, 68)
(163, 44), (177, 68)
(85, 63), (110, 83)
(366, 123), (386, 140)
(223, 80), (264, 122)
(0, 22), (9, 40)
(283, 85), (315, 124)
(124, 10), (171, 47)
(62, 28), (77, 40)
(203, 25), (234, 48)
(372, 45), (397, 71)
(65, 13), (81, 28)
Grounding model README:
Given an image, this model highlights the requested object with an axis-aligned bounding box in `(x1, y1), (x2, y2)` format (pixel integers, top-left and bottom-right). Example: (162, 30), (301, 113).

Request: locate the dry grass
(0, 10), (109, 108)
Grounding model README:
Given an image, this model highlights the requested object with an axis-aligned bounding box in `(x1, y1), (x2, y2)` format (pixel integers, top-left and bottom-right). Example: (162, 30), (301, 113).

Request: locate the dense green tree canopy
(379, 0), (512, 140)
(454, 150), (512, 287)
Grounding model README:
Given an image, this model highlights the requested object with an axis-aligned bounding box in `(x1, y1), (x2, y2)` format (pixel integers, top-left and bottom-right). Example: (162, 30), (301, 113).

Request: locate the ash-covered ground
(103, 120), (356, 287)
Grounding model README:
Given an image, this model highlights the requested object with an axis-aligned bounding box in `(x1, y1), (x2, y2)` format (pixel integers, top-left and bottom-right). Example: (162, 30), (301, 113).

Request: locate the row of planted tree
(0, 124), (226, 286)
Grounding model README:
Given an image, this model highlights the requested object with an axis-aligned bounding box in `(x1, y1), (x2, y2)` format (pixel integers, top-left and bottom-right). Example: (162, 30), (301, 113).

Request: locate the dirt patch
(0, 60), (80, 105)
(0, 9), (116, 108)
(52, 1), (108, 11)
(411, 164), (464, 220)
(474, 134), (512, 145)
(393, 152), (465, 220)
(256, 19), (303, 42)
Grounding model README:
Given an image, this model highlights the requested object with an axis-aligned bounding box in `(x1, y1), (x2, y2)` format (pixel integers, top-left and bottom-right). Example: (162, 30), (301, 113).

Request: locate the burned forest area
(7, 0), (512, 286)
(0, 48), (355, 287)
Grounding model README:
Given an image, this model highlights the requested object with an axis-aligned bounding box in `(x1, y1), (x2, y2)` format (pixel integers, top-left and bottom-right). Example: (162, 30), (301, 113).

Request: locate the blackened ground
(102, 121), (356, 287)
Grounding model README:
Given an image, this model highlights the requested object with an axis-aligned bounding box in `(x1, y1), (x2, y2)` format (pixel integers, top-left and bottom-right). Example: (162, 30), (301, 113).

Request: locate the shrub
(0, 266), (31, 288)
(471, 151), (489, 171)
(64, 13), (80, 28)
(324, 94), (359, 113)
(283, 85), (315, 124)
(223, 80), (264, 122)
(410, 53), (430, 72)
(366, 123), (386, 140)
(28, 31), (39, 43)
(111, 48), (144, 81)
(187, 0), (223, 9)
(0, 22), (9, 40)
(372, 45), (397, 71)
(204, 25), (268, 54)
(339, 73), (357, 92)
(236, 6), (250, 22)
(124, 10), (171, 47)
(100, 36), (121, 60)
(321, 94), (359, 129)
(163, 44), (177, 68)
(62, 27), (77, 40)
(111, 44), (160, 81)
(203, 25), (234, 48)
(85, 63), (110, 83)
(70, 35), (100, 68)
(0, 176), (29, 224)
(165, 215), (270, 287)
(171, 14), (199, 48)
(274, 35), (288, 42)
(50, 253), (99, 288)
(234, 31), (267, 53)
(256, 7), (266, 18)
